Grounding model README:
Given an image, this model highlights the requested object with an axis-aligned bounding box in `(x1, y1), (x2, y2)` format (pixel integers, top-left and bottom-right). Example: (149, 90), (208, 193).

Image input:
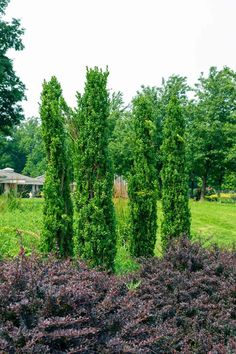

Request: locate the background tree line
(1, 67), (236, 198)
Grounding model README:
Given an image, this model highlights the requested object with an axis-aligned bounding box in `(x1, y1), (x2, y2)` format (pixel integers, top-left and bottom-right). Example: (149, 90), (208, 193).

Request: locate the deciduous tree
(0, 0), (25, 133)
(189, 67), (236, 198)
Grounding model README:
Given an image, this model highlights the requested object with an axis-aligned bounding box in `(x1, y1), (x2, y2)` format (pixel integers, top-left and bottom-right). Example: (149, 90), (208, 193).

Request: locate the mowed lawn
(190, 200), (236, 248)
(156, 200), (236, 251)
(0, 197), (235, 260)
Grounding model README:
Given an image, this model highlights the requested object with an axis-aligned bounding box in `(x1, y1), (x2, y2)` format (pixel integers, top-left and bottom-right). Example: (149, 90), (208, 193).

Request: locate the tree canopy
(0, 0), (25, 134)
(188, 67), (236, 197)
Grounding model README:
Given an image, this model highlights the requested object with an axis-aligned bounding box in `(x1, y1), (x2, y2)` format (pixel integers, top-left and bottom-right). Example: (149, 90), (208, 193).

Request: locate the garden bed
(0, 239), (235, 353)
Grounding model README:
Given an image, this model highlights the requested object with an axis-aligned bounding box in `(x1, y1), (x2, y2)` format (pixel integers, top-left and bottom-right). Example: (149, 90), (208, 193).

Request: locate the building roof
(35, 175), (45, 183)
(0, 168), (44, 185)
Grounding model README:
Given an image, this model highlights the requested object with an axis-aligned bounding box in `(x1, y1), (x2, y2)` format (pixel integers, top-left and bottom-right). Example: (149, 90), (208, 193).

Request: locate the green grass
(0, 197), (43, 258)
(0, 196), (235, 271)
(190, 200), (236, 248)
(155, 200), (236, 248)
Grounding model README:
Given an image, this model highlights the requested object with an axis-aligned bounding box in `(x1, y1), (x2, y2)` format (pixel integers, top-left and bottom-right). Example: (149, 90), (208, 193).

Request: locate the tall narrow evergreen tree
(128, 90), (158, 257)
(161, 90), (191, 250)
(40, 76), (73, 257)
(74, 67), (116, 270)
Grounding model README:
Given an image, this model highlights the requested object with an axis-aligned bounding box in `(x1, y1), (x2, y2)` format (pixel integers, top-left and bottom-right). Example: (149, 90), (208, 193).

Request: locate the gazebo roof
(0, 168), (44, 185)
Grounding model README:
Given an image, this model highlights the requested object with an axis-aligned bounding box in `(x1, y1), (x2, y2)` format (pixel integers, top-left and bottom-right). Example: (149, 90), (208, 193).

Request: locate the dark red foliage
(0, 239), (235, 353)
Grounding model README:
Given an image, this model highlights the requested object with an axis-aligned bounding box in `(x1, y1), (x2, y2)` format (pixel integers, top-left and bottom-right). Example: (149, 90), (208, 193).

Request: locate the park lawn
(110, 199), (236, 272)
(0, 197), (235, 262)
(190, 200), (236, 248)
(114, 199), (236, 246)
(157, 200), (236, 251)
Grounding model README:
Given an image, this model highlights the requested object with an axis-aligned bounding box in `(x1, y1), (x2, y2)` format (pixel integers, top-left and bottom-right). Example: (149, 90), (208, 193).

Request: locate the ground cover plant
(0, 238), (235, 353)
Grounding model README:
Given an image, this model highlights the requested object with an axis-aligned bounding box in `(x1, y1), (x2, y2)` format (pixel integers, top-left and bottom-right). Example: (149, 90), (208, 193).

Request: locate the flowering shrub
(0, 239), (235, 353)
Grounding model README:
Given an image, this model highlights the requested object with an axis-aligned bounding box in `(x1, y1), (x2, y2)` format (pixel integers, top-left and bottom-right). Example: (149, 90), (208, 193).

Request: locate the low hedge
(0, 239), (235, 353)
(205, 193), (236, 203)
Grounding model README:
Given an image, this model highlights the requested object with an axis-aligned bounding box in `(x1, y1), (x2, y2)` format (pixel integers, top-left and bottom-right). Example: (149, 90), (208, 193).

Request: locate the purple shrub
(0, 239), (235, 353)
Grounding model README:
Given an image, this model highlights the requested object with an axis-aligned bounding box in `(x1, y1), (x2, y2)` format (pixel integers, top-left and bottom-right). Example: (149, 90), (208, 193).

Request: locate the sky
(5, 0), (236, 118)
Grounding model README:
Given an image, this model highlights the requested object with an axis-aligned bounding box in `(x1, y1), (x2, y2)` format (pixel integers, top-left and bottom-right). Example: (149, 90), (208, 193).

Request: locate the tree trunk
(190, 177), (194, 199)
(200, 176), (207, 200)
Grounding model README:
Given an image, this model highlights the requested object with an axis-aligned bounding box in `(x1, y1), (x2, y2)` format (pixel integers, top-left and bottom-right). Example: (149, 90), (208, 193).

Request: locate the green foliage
(73, 67), (116, 270)
(126, 279), (141, 291)
(128, 89), (158, 257)
(0, 132), (26, 171)
(188, 67), (236, 198)
(0, 117), (46, 176)
(108, 111), (134, 178)
(109, 85), (163, 183)
(0, 197), (42, 259)
(161, 85), (191, 250)
(0, 0), (25, 133)
(40, 76), (73, 257)
(113, 198), (139, 274)
(19, 118), (46, 177)
(222, 171), (236, 191)
(108, 91), (125, 135)
(205, 192), (236, 204)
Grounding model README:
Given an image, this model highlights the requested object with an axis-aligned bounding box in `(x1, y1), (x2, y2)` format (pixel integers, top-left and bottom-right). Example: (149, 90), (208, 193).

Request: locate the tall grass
(0, 196), (43, 259)
(113, 198), (139, 274)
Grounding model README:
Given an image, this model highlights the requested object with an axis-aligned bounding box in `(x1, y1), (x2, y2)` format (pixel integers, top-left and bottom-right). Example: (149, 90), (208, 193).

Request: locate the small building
(0, 167), (43, 197)
(0, 168), (128, 198)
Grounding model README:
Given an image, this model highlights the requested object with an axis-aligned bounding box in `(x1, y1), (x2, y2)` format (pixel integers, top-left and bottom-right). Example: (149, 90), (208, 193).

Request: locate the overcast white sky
(5, 0), (236, 118)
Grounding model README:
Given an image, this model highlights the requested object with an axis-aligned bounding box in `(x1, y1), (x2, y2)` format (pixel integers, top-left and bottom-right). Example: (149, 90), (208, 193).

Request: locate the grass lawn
(0, 197), (235, 266)
(0, 197), (43, 258)
(155, 200), (236, 250)
(190, 200), (236, 248)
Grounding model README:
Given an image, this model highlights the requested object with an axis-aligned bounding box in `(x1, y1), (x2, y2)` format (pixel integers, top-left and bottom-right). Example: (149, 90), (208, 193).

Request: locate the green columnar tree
(128, 90), (158, 257)
(74, 67), (116, 270)
(40, 76), (73, 257)
(161, 91), (191, 250)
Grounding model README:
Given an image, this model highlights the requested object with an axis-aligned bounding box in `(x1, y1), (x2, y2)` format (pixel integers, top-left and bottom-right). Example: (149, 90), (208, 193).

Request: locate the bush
(205, 193), (236, 203)
(0, 240), (235, 353)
